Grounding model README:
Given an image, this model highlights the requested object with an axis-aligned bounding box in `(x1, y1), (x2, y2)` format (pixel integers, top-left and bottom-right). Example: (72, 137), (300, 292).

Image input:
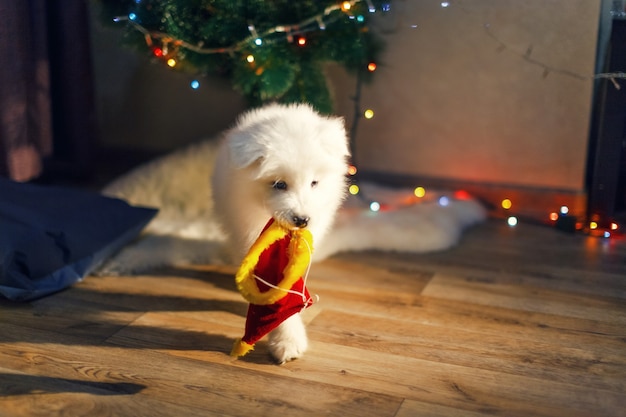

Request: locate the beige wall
(330, 0), (602, 192)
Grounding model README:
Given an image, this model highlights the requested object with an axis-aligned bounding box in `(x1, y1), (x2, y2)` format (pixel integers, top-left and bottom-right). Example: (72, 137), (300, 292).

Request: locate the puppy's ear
(319, 116), (351, 158)
(226, 130), (267, 168)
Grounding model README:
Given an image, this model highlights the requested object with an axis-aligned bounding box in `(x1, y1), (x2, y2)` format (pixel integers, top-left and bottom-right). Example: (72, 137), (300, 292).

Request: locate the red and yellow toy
(231, 218), (315, 357)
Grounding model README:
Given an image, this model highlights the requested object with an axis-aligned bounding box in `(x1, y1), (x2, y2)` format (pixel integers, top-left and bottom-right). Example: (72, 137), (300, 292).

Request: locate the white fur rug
(97, 140), (486, 274)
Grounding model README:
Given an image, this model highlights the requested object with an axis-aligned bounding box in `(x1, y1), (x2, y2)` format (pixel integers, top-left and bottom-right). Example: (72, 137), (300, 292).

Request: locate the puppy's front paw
(268, 314), (308, 364)
(268, 335), (308, 364)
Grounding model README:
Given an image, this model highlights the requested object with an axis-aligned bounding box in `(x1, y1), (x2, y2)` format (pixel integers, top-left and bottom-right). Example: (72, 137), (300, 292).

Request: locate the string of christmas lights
(347, 180), (621, 239)
(105, 0), (386, 114)
(114, 1), (376, 56)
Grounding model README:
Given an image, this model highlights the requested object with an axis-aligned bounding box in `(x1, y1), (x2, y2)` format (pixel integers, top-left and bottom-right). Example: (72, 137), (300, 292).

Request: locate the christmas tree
(98, 0), (386, 114)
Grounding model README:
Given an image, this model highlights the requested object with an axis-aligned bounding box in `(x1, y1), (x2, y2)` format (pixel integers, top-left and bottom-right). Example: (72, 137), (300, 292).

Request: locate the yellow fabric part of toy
(231, 338), (254, 357)
(235, 220), (313, 306)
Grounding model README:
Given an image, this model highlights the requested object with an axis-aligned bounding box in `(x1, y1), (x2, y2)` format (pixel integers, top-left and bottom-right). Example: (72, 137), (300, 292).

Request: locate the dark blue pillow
(0, 178), (157, 301)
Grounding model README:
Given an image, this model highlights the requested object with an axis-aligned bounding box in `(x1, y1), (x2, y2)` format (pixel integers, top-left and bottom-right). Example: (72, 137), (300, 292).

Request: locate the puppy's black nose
(292, 215), (310, 228)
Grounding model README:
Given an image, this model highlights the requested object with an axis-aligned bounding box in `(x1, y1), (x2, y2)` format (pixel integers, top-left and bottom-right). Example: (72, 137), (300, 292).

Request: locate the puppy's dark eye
(311, 180), (319, 188)
(273, 180), (288, 191)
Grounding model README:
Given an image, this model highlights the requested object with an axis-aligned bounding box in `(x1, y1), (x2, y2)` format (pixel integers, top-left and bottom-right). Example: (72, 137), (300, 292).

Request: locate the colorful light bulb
(414, 187), (426, 198)
(454, 190), (471, 200)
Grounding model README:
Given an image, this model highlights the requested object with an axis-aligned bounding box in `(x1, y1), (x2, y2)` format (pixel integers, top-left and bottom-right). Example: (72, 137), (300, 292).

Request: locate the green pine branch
(97, 0), (386, 113)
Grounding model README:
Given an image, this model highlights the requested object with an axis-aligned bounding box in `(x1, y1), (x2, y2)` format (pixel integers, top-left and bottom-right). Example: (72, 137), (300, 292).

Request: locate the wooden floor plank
(282, 340), (624, 417)
(422, 273), (626, 324)
(1, 220), (626, 417)
(395, 399), (499, 417)
(346, 253), (626, 300)
(102, 310), (625, 417)
(0, 297), (143, 344)
(0, 367), (211, 417)
(309, 285), (626, 356)
(309, 258), (433, 294)
(307, 310), (626, 393)
(0, 323), (402, 417)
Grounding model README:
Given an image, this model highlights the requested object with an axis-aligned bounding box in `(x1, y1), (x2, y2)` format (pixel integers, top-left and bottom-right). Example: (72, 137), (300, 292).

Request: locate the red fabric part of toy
(240, 220), (313, 346)
(252, 220), (290, 293)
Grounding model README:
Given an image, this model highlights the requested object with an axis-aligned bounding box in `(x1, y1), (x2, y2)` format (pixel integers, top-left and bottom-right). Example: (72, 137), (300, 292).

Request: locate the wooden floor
(1, 219), (625, 417)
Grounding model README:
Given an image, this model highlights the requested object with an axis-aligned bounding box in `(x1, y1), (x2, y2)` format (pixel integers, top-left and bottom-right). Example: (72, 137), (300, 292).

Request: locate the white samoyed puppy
(211, 102), (350, 363)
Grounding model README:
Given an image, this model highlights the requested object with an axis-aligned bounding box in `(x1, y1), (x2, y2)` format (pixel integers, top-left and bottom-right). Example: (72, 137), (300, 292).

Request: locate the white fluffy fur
(100, 104), (487, 363)
(212, 103), (349, 262)
(212, 103), (349, 362)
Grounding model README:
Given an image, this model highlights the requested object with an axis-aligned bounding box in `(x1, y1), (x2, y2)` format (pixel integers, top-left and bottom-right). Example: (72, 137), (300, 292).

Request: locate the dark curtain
(0, 0), (96, 182)
(0, 0), (52, 181)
